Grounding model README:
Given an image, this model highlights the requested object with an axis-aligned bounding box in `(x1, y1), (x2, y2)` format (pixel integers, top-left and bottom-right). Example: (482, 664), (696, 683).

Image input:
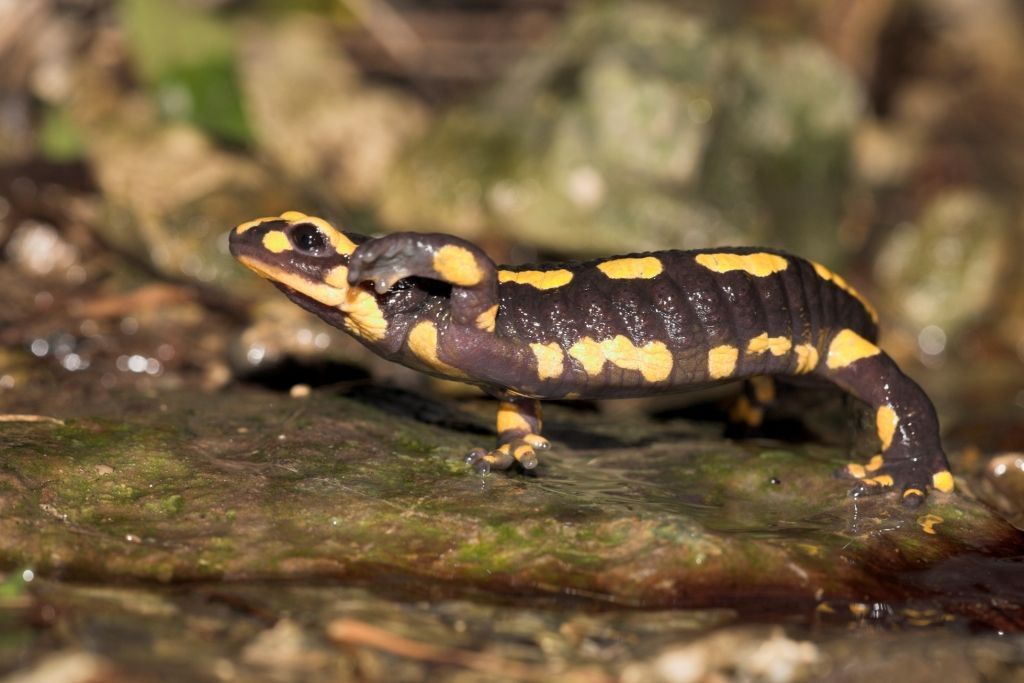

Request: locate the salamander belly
(489, 249), (875, 399)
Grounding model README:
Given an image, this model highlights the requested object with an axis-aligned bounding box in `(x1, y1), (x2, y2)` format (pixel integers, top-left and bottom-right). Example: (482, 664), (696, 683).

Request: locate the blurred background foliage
(1, 0), (1023, 431)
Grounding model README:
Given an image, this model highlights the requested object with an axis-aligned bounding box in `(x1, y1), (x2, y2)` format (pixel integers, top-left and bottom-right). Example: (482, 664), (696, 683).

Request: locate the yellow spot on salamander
(262, 230), (292, 254)
(475, 305), (498, 332)
(597, 336), (636, 370)
(596, 256), (663, 279)
(530, 342), (564, 380)
(236, 216), (278, 234)
(846, 463), (867, 479)
(407, 321), (464, 377)
(341, 288), (388, 341)
(864, 474), (894, 487)
(918, 513), (943, 535)
(636, 341), (674, 383)
(498, 269), (573, 290)
(932, 470), (955, 493)
(568, 337), (605, 376)
(903, 488), (924, 499)
(324, 266), (349, 289)
(729, 396), (764, 428)
(695, 252), (789, 277)
(876, 405), (899, 451)
(432, 245), (483, 287)
(323, 265), (390, 341)
(569, 335), (673, 382)
(811, 261), (879, 323)
(826, 329), (880, 369)
(866, 454), (884, 472)
(497, 403), (532, 435)
(793, 344), (819, 373)
(598, 336), (673, 382)
(707, 345), (739, 379)
(746, 332), (793, 357)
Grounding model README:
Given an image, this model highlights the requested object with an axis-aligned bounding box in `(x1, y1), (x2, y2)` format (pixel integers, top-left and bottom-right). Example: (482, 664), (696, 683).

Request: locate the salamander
(229, 211), (954, 507)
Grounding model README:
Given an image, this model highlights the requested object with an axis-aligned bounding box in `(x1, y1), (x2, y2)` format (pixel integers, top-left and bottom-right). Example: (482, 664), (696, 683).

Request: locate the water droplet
(127, 354), (147, 373)
(246, 344), (266, 365)
(21, 569), (33, 582)
(917, 325), (946, 356)
(30, 338), (49, 357)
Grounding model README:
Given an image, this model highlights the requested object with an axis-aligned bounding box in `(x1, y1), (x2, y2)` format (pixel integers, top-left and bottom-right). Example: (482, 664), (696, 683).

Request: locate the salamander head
(228, 211), (364, 309)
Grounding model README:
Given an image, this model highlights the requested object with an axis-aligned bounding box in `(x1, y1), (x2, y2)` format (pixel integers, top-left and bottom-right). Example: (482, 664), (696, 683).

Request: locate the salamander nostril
(290, 223), (329, 254)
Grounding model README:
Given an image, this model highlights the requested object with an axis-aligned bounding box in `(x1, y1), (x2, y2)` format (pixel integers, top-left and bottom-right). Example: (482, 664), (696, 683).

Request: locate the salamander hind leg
(726, 376), (775, 437)
(818, 330), (954, 508)
(466, 397), (548, 474)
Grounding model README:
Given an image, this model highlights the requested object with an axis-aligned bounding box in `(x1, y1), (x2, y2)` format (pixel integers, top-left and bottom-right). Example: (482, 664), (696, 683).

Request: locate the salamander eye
(290, 223), (329, 255)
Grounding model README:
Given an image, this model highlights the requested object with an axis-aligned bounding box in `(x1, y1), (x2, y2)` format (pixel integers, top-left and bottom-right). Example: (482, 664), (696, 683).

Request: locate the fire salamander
(229, 211), (954, 508)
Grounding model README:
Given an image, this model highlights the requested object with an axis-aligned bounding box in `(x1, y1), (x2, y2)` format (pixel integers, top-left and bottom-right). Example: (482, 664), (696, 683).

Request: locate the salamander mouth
(235, 255), (348, 308)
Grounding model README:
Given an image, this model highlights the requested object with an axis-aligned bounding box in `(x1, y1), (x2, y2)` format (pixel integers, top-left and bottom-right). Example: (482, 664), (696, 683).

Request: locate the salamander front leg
(466, 397), (549, 474)
(346, 232), (499, 330)
(817, 330), (954, 508)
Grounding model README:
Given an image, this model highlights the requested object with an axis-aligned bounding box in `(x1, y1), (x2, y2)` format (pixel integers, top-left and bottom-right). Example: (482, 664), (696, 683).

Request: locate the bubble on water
(246, 344), (266, 365)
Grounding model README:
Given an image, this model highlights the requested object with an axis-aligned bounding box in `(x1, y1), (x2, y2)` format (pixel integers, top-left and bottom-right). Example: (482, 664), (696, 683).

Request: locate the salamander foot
(465, 436), (549, 474)
(836, 452), (953, 508)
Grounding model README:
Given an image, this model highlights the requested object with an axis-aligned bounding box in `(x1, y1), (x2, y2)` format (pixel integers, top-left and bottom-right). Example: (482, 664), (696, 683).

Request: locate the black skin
(229, 214), (954, 508)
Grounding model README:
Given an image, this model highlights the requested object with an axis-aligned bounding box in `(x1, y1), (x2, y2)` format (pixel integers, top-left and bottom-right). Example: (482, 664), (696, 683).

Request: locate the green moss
(393, 435), (440, 455)
(144, 494), (185, 517)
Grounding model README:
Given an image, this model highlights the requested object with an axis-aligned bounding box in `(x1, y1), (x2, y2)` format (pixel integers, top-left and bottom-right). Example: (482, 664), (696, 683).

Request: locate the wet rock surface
(2, 382), (1024, 680)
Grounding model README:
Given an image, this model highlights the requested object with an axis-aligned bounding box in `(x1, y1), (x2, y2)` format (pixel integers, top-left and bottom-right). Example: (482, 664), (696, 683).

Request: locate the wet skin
(229, 212), (954, 507)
